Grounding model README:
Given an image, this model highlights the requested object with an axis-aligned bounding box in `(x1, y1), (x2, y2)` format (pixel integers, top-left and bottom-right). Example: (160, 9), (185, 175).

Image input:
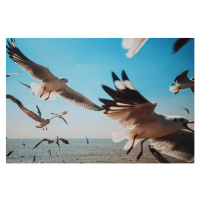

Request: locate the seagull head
(172, 116), (194, 132)
(59, 78), (68, 83)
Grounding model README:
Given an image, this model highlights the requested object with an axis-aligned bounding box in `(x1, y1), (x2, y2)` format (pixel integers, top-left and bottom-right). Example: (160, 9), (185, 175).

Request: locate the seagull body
(6, 39), (102, 111)
(6, 71), (20, 77)
(6, 94), (51, 130)
(170, 69), (194, 94)
(122, 38), (148, 58)
(99, 71), (194, 161)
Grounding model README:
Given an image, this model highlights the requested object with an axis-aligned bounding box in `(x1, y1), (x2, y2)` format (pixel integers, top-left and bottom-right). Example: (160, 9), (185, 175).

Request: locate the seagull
(6, 94), (54, 130)
(36, 105), (42, 117)
(149, 129), (194, 163)
(23, 142), (25, 146)
(99, 70), (194, 161)
(51, 111), (68, 125)
(149, 145), (170, 163)
(122, 38), (148, 58)
(6, 71), (20, 77)
(47, 149), (52, 156)
(6, 39), (102, 111)
(33, 137), (69, 149)
(6, 150), (14, 157)
(33, 155), (36, 163)
(170, 69), (194, 94)
(86, 136), (89, 144)
(182, 107), (190, 114)
(173, 38), (191, 53)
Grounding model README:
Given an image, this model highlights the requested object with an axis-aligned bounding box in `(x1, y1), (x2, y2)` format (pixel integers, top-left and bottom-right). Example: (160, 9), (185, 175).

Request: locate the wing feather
(33, 138), (54, 149)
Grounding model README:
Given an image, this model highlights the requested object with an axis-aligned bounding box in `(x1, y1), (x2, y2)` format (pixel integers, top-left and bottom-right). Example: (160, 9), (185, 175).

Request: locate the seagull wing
(6, 39), (57, 83)
(56, 85), (102, 111)
(61, 117), (68, 125)
(99, 71), (158, 127)
(122, 38), (148, 58)
(58, 138), (69, 144)
(173, 38), (191, 53)
(59, 111), (67, 116)
(6, 150), (14, 157)
(6, 71), (20, 77)
(6, 94), (44, 122)
(172, 69), (190, 85)
(19, 81), (31, 89)
(149, 145), (170, 163)
(149, 130), (194, 163)
(36, 105), (42, 117)
(33, 138), (54, 149)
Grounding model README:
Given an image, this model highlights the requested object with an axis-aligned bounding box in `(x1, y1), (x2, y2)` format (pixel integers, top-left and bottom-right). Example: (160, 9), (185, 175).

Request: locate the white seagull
(6, 71), (20, 77)
(6, 39), (102, 111)
(122, 38), (148, 58)
(50, 111), (68, 125)
(170, 69), (194, 94)
(99, 71), (194, 161)
(6, 94), (54, 130)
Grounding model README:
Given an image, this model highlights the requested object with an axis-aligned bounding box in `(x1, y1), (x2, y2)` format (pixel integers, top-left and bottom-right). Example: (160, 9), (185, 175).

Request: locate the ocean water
(6, 138), (185, 163)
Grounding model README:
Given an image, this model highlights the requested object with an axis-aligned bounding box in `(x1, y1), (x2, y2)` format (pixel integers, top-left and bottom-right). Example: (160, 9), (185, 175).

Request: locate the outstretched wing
(36, 105), (42, 117)
(149, 130), (194, 163)
(33, 138), (54, 149)
(6, 94), (44, 122)
(173, 38), (191, 53)
(6, 150), (14, 157)
(56, 85), (102, 111)
(6, 39), (56, 83)
(6, 71), (20, 77)
(61, 117), (68, 125)
(172, 70), (190, 85)
(99, 71), (158, 127)
(58, 138), (69, 144)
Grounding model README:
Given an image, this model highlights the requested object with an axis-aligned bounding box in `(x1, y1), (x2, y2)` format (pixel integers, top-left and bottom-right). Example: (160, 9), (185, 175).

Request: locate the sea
(6, 138), (185, 163)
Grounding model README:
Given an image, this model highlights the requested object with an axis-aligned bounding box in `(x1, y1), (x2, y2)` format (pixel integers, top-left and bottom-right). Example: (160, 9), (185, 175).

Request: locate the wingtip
(121, 70), (129, 81)
(112, 72), (120, 82)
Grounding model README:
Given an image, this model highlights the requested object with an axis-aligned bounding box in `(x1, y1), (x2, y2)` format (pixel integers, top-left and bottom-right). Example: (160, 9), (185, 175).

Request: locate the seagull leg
(45, 91), (52, 101)
(136, 139), (147, 161)
(40, 87), (46, 98)
(127, 134), (138, 155)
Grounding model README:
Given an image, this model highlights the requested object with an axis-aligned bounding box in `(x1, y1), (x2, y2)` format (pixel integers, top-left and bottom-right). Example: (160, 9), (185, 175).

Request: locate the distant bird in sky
(33, 155), (36, 163)
(170, 69), (194, 94)
(51, 111), (68, 125)
(149, 129), (194, 163)
(6, 150), (14, 157)
(6, 39), (102, 111)
(149, 145), (170, 163)
(33, 138), (54, 149)
(6, 71), (20, 77)
(33, 137), (69, 149)
(173, 38), (191, 53)
(6, 94), (53, 130)
(99, 70), (194, 161)
(122, 38), (148, 58)
(182, 107), (190, 114)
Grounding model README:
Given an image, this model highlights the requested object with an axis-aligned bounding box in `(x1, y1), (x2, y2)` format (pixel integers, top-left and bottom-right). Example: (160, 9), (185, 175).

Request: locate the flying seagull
(33, 155), (36, 163)
(170, 69), (194, 94)
(149, 129), (194, 163)
(182, 107), (189, 114)
(51, 111), (68, 125)
(6, 71), (20, 77)
(6, 94), (54, 130)
(6, 39), (102, 111)
(99, 71), (194, 161)
(55, 136), (69, 149)
(122, 38), (148, 58)
(173, 38), (191, 53)
(149, 145), (170, 163)
(33, 138), (54, 149)
(86, 136), (89, 144)
(6, 150), (14, 157)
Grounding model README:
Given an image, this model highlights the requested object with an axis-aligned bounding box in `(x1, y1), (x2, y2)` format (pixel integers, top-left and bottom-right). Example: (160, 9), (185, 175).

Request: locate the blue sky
(6, 38), (194, 138)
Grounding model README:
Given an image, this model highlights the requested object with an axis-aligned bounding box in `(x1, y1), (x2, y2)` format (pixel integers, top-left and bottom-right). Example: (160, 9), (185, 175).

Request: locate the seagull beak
(184, 121), (194, 133)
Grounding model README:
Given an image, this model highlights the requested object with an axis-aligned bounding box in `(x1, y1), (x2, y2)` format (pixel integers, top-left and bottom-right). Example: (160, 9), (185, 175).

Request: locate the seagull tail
(112, 131), (129, 143)
(169, 85), (180, 93)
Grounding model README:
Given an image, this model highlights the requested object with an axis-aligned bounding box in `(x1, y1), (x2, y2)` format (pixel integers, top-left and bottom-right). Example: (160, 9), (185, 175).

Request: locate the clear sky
(6, 38), (194, 139)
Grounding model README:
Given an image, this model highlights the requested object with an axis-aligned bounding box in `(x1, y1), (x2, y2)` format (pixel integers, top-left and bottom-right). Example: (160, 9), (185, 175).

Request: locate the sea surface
(6, 138), (186, 163)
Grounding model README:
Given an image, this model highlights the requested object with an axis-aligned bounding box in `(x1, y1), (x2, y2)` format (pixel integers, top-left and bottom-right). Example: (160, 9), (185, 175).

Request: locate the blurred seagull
(99, 71), (194, 161)
(182, 107), (190, 114)
(122, 38), (148, 58)
(6, 150), (14, 157)
(170, 69), (194, 94)
(33, 137), (69, 149)
(6, 71), (20, 77)
(149, 145), (170, 163)
(149, 129), (194, 163)
(33, 155), (36, 163)
(6, 94), (54, 130)
(51, 111), (68, 125)
(36, 105), (42, 117)
(6, 39), (102, 111)
(173, 38), (191, 53)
